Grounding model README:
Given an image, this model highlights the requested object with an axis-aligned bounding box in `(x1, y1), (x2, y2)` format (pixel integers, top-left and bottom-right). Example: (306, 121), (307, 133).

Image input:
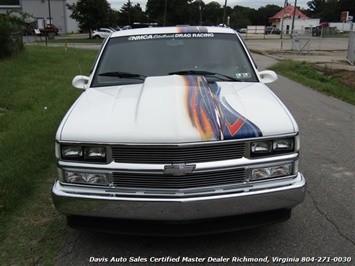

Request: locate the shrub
(0, 11), (32, 59)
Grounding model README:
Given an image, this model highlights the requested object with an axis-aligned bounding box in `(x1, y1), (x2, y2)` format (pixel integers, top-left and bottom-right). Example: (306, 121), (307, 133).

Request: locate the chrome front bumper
(52, 172), (306, 221)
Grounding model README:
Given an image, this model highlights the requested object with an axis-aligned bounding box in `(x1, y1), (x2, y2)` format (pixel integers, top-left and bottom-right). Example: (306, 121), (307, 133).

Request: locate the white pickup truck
(52, 26), (306, 235)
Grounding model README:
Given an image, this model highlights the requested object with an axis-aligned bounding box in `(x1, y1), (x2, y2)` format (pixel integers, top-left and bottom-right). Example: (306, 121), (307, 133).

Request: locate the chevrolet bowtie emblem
(164, 163), (196, 176)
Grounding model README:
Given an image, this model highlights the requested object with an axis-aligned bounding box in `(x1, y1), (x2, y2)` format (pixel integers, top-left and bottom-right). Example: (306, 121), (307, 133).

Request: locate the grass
(270, 60), (355, 105)
(0, 46), (97, 264)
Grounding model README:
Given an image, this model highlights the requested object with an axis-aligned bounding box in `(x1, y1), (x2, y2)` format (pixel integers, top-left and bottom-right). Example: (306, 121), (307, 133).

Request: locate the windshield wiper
(169, 70), (241, 82)
(98, 71), (146, 81)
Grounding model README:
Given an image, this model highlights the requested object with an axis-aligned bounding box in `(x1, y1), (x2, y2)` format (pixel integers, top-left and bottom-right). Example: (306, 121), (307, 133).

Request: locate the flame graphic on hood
(183, 75), (262, 141)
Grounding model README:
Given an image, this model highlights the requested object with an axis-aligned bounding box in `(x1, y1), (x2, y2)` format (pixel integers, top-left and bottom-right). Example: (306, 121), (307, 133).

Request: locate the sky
(107, 0), (310, 11)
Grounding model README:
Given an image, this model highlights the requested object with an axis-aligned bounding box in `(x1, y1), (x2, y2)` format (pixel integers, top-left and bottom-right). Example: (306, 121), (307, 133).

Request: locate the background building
(0, 0), (79, 34)
(269, 4), (320, 34)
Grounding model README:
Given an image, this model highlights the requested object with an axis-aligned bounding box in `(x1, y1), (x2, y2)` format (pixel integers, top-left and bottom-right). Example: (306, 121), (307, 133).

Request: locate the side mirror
(72, 75), (90, 89)
(258, 70), (278, 84)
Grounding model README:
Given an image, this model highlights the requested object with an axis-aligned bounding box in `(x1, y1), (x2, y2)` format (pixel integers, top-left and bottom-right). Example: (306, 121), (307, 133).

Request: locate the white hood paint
(57, 75), (296, 143)
(218, 81), (296, 136)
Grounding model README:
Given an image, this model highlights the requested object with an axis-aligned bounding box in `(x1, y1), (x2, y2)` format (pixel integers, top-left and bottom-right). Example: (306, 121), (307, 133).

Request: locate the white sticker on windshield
(128, 33), (214, 41)
(236, 73), (251, 79)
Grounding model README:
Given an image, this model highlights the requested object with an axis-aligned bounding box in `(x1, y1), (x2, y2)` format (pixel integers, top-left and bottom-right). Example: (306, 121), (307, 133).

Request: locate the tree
(66, 0), (116, 37)
(307, 0), (326, 15)
(253, 5), (282, 25)
(230, 6), (254, 29)
(337, 0), (355, 21)
(202, 1), (223, 26)
(307, 0), (355, 22)
(119, 2), (147, 26)
(0, 11), (33, 59)
(321, 0), (339, 21)
(146, 0), (193, 26)
(188, 0), (204, 25)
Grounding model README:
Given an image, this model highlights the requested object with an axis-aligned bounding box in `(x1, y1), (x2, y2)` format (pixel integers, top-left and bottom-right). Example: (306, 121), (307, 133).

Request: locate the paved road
(56, 54), (355, 265)
(246, 38), (354, 71)
(245, 36), (349, 51)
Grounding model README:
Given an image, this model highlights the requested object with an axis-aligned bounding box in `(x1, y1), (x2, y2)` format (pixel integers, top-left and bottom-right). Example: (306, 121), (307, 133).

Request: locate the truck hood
(57, 75), (297, 143)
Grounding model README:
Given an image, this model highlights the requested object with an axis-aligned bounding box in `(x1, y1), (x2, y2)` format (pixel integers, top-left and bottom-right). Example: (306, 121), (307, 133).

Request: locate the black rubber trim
(66, 209), (291, 237)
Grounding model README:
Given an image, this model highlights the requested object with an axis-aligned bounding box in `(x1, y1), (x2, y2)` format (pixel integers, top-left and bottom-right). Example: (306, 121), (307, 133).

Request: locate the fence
(346, 31), (355, 65)
(291, 30), (312, 52)
(291, 28), (324, 53)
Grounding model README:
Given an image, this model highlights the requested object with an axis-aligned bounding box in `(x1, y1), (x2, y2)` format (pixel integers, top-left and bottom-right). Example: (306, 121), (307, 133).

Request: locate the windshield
(92, 32), (257, 87)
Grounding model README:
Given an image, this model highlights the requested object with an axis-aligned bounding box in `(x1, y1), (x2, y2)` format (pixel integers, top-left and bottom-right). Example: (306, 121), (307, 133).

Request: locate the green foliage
(64, 0), (354, 30)
(202, 1), (223, 26)
(119, 2), (147, 26)
(146, 0), (193, 26)
(253, 5), (283, 26)
(307, 0), (355, 22)
(229, 5), (254, 29)
(270, 60), (355, 105)
(66, 0), (116, 35)
(143, 1), (291, 28)
(0, 10), (32, 59)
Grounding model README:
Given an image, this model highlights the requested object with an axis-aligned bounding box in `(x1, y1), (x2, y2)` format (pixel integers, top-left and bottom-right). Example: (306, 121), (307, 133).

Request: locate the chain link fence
(291, 28), (324, 53)
(346, 31), (355, 65)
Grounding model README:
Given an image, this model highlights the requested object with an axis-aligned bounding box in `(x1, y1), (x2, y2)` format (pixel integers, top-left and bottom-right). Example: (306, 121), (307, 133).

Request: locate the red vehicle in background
(319, 22), (329, 27)
(34, 24), (59, 36)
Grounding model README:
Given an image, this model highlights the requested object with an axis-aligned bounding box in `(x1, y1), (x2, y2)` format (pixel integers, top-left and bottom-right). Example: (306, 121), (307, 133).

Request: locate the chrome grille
(112, 168), (246, 190)
(111, 142), (245, 164)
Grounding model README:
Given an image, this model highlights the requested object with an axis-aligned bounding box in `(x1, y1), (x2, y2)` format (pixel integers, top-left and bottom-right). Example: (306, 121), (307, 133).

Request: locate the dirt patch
(313, 67), (355, 90)
(266, 50), (354, 71)
(332, 70), (355, 90)
(264, 50), (355, 90)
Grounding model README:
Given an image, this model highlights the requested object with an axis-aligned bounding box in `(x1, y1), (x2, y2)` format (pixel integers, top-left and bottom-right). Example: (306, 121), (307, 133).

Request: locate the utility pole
(48, 0), (52, 27)
(164, 0), (167, 26)
(128, 0), (131, 26)
(291, 0), (298, 36)
(280, 0), (288, 40)
(222, 0), (227, 26)
(199, 0), (202, 25)
(45, 0), (52, 46)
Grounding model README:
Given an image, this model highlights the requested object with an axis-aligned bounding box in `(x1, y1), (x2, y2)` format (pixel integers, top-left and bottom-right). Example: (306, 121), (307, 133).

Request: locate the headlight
(64, 171), (108, 185)
(84, 147), (106, 160)
(251, 138), (294, 157)
(62, 146), (83, 159)
(251, 141), (272, 153)
(273, 139), (294, 151)
(250, 163), (293, 181)
(61, 145), (107, 162)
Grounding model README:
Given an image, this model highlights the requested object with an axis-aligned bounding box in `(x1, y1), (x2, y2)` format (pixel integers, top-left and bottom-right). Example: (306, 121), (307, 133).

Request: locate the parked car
(52, 26), (306, 235)
(92, 28), (115, 39)
(305, 26), (322, 36)
(319, 22), (329, 27)
(237, 28), (247, 33)
(265, 26), (281, 35)
(34, 24), (59, 36)
(121, 25), (132, 30)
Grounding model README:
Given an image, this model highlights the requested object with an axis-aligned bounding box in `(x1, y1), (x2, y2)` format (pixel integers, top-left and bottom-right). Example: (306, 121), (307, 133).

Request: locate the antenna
(70, 42), (83, 76)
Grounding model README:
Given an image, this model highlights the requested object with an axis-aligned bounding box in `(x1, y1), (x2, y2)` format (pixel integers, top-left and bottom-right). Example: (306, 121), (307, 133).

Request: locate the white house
(269, 4), (320, 34)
